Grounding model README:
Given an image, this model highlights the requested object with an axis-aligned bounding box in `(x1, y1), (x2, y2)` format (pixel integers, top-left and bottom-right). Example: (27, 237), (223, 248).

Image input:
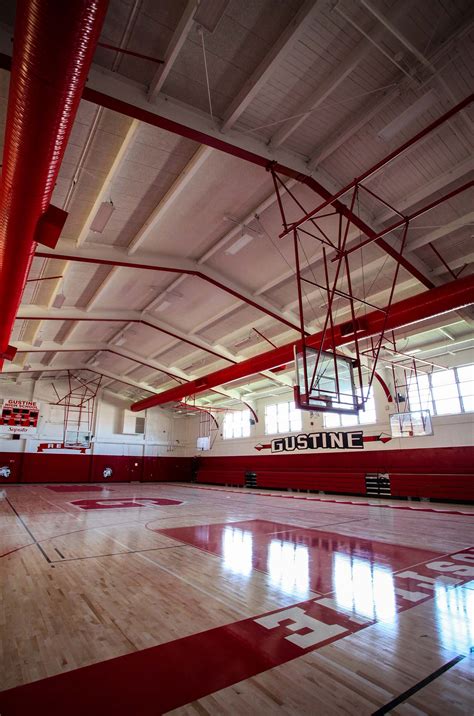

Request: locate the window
(407, 365), (473, 417)
(407, 373), (434, 414)
(431, 369), (460, 416)
(265, 401), (302, 435)
(223, 410), (251, 439)
(457, 365), (474, 412)
(323, 389), (376, 428)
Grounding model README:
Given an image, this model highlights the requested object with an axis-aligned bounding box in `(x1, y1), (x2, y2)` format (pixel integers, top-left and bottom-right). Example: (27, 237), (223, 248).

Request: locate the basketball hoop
(390, 410), (433, 438)
(294, 346), (361, 414)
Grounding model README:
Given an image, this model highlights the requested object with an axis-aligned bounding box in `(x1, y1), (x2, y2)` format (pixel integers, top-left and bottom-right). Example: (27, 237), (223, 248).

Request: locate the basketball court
(1, 483), (473, 714)
(0, 1), (473, 714)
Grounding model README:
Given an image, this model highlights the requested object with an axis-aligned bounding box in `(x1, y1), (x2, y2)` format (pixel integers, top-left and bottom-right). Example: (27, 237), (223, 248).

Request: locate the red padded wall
(196, 447), (474, 500)
(22, 454), (91, 483)
(142, 457), (193, 482)
(90, 455), (143, 483)
(390, 474), (474, 501)
(0, 452), (24, 483)
(0, 451), (193, 484)
(197, 470), (244, 486)
(256, 472), (366, 493)
(197, 446), (474, 474)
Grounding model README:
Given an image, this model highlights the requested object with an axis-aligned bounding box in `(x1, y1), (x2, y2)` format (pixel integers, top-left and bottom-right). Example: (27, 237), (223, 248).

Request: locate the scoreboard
(0, 399), (40, 435)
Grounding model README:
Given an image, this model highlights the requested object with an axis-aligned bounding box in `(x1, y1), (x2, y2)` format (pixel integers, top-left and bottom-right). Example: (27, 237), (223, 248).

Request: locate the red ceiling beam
(0, 0), (108, 370)
(33, 251), (303, 334)
(340, 179), (473, 259)
(1, 368), (155, 395)
(77, 87), (437, 289)
(131, 273), (474, 411)
(15, 314), (235, 364)
(0, 55), (470, 291)
(14, 347), (184, 384)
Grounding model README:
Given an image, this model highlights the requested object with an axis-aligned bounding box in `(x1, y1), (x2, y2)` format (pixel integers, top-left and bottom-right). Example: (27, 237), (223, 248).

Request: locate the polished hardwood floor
(1, 482), (473, 715)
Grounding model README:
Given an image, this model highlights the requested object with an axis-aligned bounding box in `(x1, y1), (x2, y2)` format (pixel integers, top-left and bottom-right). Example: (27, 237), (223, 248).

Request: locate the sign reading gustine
(271, 431), (364, 453)
(0, 398), (40, 435)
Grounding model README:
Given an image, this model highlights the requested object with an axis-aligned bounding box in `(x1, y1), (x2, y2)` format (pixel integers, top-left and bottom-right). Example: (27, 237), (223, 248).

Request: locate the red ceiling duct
(131, 274), (474, 411)
(0, 0), (108, 368)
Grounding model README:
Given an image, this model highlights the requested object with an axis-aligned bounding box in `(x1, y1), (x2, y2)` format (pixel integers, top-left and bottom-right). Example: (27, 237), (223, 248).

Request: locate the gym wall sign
(0, 398), (40, 435)
(254, 432), (392, 452)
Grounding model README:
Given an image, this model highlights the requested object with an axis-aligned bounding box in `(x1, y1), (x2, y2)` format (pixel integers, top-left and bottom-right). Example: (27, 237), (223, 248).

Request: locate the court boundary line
(2, 546), (473, 714)
(4, 497), (52, 563)
(371, 654), (467, 715)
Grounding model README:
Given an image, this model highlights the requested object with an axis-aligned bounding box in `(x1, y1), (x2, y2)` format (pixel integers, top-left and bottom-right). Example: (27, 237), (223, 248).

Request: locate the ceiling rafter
(127, 145), (212, 254)
(306, 15), (473, 170)
(0, 28), (443, 293)
(220, 0), (321, 132)
(406, 211), (474, 253)
(359, 0), (473, 140)
(148, 0), (198, 101)
(268, 2), (408, 148)
(13, 341), (192, 381)
(16, 305), (237, 364)
(34, 242), (305, 332)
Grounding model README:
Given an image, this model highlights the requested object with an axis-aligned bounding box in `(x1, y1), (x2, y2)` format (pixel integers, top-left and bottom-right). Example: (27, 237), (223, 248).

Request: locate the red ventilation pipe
(0, 0), (108, 369)
(131, 274), (474, 411)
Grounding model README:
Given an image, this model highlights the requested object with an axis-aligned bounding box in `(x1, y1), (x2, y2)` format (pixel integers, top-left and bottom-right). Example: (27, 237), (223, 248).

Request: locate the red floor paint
(158, 519), (443, 595)
(1, 545), (473, 715)
(71, 497), (183, 510)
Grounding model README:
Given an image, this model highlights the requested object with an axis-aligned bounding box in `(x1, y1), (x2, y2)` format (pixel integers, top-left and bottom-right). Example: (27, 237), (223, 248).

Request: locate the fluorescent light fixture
(378, 90), (438, 141)
(184, 362), (200, 371)
(156, 299), (171, 313)
(406, 348), (421, 354)
(225, 232), (254, 255)
(165, 289), (184, 300)
(234, 335), (254, 348)
(33, 338), (43, 348)
(114, 335), (127, 346)
(52, 292), (66, 308)
(90, 201), (115, 233)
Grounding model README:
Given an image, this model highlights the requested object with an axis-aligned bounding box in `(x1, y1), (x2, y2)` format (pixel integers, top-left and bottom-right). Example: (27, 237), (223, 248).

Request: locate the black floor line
(5, 497), (51, 564)
(51, 543), (191, 563)
(371, 654), (467, 715)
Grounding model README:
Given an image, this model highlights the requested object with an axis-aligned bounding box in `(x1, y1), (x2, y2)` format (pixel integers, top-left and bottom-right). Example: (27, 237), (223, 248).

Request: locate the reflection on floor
(158, 518), (441, 599)
(0, 483), (473, 715)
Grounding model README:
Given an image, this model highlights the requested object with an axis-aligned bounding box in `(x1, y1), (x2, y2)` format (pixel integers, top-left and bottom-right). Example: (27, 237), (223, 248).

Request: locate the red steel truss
(131, 274), (474, 411)
(267, 95), (473, 413)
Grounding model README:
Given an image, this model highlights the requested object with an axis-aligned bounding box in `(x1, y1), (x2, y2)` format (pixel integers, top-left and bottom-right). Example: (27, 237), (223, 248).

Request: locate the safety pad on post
(34, 204), (68, 249)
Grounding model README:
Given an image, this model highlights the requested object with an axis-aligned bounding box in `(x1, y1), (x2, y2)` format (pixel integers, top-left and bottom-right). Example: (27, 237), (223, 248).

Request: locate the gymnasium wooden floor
(1, 482), (473, 715)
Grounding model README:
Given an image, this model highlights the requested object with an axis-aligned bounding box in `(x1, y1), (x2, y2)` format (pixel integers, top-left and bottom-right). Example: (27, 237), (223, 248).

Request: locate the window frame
(264, 400), (302, 436)
(222, 409), (251, 440)
(408, 365), (473, 417)
(323, 388), (377, 429)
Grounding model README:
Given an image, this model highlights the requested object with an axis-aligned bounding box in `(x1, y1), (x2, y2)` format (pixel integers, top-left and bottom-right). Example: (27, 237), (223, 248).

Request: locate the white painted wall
(174, 380), (474, 457)
(1, 368), (473, 458)
(0, 379), (182, 456)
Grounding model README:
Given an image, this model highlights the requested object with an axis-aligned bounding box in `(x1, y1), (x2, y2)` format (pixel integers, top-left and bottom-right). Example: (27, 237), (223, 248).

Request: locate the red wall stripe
(0, 453), (193, 483)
